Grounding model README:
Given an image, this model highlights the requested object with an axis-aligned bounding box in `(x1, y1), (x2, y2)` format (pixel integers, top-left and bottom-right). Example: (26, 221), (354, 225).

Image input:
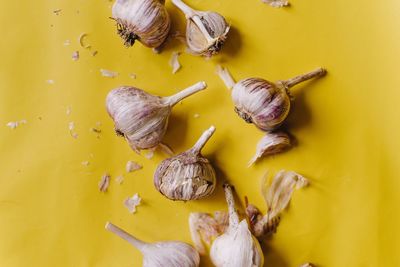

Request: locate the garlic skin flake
(169, 51), (181, 74)
(248, 132), (291, 166)
(105, 222), (200, 267)
(154, 126), (216, 201)
(106, 81), (206, 153)
(126, 160), (142, 172)
(246, 170), (308, 238)
(217, 66), (327, 131)
(210, 184), (264, 267)
(112, 0), (171, 48)
(172, 0), (230, 57)
(124, 193), (141, 213)
(99, 173), (111, 192)
(262, 0), (289, 8)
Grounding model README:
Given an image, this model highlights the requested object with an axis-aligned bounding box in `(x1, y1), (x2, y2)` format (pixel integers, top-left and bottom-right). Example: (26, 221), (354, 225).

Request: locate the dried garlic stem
(191, 126), (216, 154)
(164, 81), (207, 106)
(223, 184), (239, 227)
(281, 68), (327, 89)
(105, 222), (146, 250)
(216, 65), (236, 89)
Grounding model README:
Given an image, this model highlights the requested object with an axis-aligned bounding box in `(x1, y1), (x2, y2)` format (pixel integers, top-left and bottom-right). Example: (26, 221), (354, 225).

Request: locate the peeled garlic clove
(217, 66), (327, 131)
(154, 126), (217, 201)
(112, 0), (171, 48)
(172, 0), (230, 57)
(106, 81), (206, 152)
(105, 222), (200, 267)
(210, 184), (264, 267)
(248, 131), (291, 166)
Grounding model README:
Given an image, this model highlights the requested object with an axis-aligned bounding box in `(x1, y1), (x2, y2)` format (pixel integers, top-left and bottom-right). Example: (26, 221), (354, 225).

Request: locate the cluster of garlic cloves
(112, 0), (171, 48)
(172, 0), (230, 57)
(210, 184), (264, 267)
(106, 81), (206, 153)
(105, 222), (200, 267)
(154, 126), (217, 201)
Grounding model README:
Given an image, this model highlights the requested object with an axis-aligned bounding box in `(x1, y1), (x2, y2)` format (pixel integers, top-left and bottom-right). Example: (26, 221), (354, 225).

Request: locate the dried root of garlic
(154, 126), (216, 201)
(245, 170), (308, 238)
(217, 66), (327, 131)
(189, 211), (229, 255)
(105, 222), (200, 267)
(106, 82), (206, 153)
(112, 0), (171, 48)
(172, 0), (230, 57)
(248, 132), (291, 166)
(210, 184), (264, 267)
(262, 0), (289, 8)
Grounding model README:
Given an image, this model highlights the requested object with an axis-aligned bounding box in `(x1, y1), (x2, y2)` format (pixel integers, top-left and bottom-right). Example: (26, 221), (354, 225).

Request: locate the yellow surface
(1, 0), (400, 266)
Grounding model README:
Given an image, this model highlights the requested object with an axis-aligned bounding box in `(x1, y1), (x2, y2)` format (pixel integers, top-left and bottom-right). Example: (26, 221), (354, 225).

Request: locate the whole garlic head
(112, 0), (171, 48)
(106, 81), (206, 153)
(172, 0), (230, 57)
(217, 66), (327, 131)
(105, 222), (200, 267)
(154, 126), (217, 201)
(210, 184), (264, 267)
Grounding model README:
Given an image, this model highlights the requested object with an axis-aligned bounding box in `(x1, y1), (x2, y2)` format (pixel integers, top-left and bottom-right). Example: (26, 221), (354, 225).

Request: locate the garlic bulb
(172, 0), (230, 57)
(210, 184), (264, 267)
(105, 222), (200, 267)
(154, 126), (216, 201)
(106, 81), (206, 153)
(248, 131), (291, 166)
(217, 66), (327, 131)
(112, 0), (171, 48)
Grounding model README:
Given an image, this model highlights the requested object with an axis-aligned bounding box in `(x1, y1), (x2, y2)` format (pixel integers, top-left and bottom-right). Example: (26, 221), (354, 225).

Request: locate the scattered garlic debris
(115, 175), (124, 184)
(53, 9), (62, 15)
(129, 73), (136, 79)
(299, 263), (315, 267)
(193, 113), (200, 118)
(66, 106), (72, 116)
(6, 120), (27, 129)
(72, 51), (79, 61)
(69, 122), (78, 139)
(100, 69), (118, 78)
(126, 161), (142, 173)
(169, 51), (181, 74)
(99, 173), (111, 192)
(124, 193), (142, 213)
(145, 149), (155, 159)
(63, 40), (71, 46)
(248, 132), (291, 166)
(78, 33), (91, 49)
(81, 161), (90, 166)
(262, 0), (289, 7)
(91, 50), (98, 57)
(158, 143), (174, 156)
(46, 79), (55, 85)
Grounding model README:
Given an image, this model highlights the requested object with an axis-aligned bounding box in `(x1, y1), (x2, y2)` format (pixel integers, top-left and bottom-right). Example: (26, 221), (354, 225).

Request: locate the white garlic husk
(154, 126), (217, 201)
(217, 66), (327, 131)
(106, 81), (206, 153)
(105, 222), (200, 267)
(172, 0), (230, 57)
(112, 0), (171, 48)
(248, 131), (291, 166)
(210, 184), (264, 267)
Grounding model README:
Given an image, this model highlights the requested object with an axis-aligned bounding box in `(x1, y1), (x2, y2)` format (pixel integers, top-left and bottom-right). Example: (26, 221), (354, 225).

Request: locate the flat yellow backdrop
(1, 0), (399, 266)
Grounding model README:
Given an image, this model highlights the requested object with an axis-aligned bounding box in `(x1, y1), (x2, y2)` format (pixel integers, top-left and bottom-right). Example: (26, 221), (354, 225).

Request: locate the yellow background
(1, 0), (399, 266)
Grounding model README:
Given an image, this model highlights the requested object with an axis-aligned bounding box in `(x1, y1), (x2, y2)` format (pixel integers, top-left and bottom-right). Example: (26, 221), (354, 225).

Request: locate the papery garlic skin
(210, 185), (264, 267)
(248, 132), (291, 166)
(106, 82), (206, 152)
(154, 126), (216, 201)
(172, 0), (230, 57)
(105, 222), (200, 267)
(112, 0), (171, 48)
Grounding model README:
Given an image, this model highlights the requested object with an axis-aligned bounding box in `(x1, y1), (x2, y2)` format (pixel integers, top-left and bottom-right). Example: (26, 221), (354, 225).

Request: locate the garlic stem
(105, 222), (146, 251)
(191, 126), (216, 154)
(223, 184), (239, 228)
(164, 81), (207, 106)
(216, 66), (236, 90)
(281, 67), (327, 89)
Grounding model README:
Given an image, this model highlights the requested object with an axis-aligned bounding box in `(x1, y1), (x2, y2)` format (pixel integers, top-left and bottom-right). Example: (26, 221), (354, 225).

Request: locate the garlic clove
(105, 222), (200, 267)
(172, 0), (230, 57)
(154, 126), (217, 201)
(217, 66), (327, 131)
(106, 81), (206, 152)
(112, 0), (171, 48)
(248, 131), (291, 166)
(210, 184), (264, 267)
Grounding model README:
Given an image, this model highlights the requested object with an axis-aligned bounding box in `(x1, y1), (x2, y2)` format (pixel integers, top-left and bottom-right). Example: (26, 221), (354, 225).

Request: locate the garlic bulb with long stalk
(210, 184), (264, 267)
(105, 222), (200, 267)
(217, 66), (327, 131)
(154, 126), (217, 201)
(112, 0), (171, 48)
(106, 81), (206, 153)
(172, 0), (230, 57)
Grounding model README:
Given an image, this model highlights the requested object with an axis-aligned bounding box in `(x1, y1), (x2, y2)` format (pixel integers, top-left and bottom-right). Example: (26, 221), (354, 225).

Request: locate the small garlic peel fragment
(126, 160), (142, 173)
(99, 173), (111, 192)
(169, 51), (181, 74)
(100, 69), (118, 78)
(124, 193), (141, 213)
(248, 132), (291, 166)
(262, 0), (289, 8)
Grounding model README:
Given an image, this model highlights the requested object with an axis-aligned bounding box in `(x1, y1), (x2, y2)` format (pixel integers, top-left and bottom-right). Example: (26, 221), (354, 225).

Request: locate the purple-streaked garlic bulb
(112, 0), (171, 48)
(106, 81), (206, 153)
(154, 126), (216, 201)
(105, 222), (200, 267)
(217, 66), (327, 131)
